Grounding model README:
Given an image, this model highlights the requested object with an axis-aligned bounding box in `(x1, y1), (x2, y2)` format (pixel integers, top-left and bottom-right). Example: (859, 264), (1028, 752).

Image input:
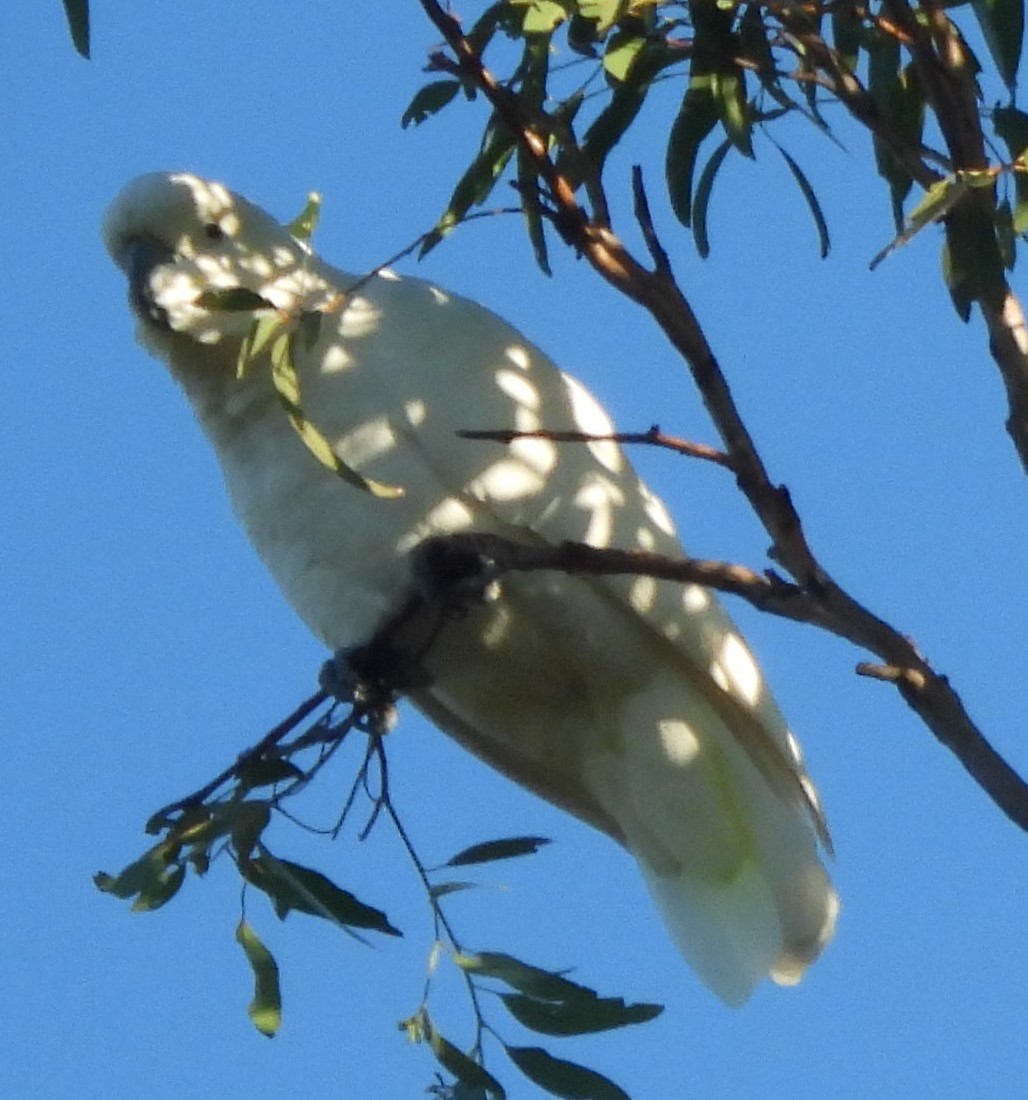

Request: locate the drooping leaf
(235, 757), (305, 793)
(245, 849), (402, 936)
(712, 69), (753, 158)
(868, 34), (925, 228)
(831, 1), (864, 73)
(582, 39), (684, 178)
(62, 0), (90, 58)
(520, 0), (568, 35)
(504, 1045), (630, 1100)
(131, 864), (186, 912)
(266, 323), (405, 499)
(869, 175), (969, 269)
(665, 74), (720, 227)
(602, 32), (645, 82)
(228, 800), (273, 861)
(993, 106), (1028, 233)
(774, 143), (831, 257)
(422, 114), (517, 256)
(235, 920), (281, 1037)
(499, 992), (662, 1036)
(430, 1033), (507, 1099)
(739, 3), (798, 113)
(692, 137), (734, 257)
(411, 1007), (506, 1099)
(577, 0), (623, 36)
(518, 149), (552, 276)
(996, 196), (1017, 268)
(444, 835), (552, 867)
(95, 842), (181, 906)
(402, 80), (463, 129)
(941, 197), (1007, 318)
(283, 191), (322, 241)
(971, 0), (1024, 93)
(429, 881), (477, 900)
(453, 951), (596, 1002)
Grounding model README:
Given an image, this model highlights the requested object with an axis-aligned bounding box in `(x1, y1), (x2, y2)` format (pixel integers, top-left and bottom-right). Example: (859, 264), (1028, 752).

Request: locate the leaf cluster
(406, 0), (1028, 317)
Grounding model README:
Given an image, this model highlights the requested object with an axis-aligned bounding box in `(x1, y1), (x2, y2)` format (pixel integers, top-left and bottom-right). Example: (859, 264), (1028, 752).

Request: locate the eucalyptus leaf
(246, 850), (402, 936)
(500, 992), (662, 1036)
(283, 192), (322, 241)
(971, 0), (1024, 93)
(402, 80), (463, 129)
(453, 951), (595, 1002)
(692, 137), (734, 257)
(62, 0), (90, 58)
(504, 1045), (630, 1100)
(665, 75), (720, 227)
(444, 835), (552, 867)
(774, 143), (830, 258)
(235, 920), (281, 1037)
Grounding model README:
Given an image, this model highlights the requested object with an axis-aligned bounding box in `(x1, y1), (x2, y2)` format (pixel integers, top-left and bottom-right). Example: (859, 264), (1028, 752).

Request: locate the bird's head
(103, 172), (332, 356)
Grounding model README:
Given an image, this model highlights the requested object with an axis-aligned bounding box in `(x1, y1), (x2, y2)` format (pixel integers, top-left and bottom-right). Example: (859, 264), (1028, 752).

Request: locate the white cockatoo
(104, 172), (837, 1005)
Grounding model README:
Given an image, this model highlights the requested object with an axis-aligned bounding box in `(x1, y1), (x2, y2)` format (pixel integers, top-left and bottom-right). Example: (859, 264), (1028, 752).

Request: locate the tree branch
(416, 0), (1028, 833)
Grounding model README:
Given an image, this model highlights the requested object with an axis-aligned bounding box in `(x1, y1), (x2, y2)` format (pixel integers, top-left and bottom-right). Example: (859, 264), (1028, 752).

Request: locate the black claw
(412, 535), (502, 610)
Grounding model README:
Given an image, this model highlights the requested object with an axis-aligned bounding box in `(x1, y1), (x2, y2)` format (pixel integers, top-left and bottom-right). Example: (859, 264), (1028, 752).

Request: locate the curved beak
(122, 236), (175, 327)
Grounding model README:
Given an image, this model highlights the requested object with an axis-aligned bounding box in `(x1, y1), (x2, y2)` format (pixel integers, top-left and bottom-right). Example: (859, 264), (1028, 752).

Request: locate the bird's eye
(203, 222), (226, 241)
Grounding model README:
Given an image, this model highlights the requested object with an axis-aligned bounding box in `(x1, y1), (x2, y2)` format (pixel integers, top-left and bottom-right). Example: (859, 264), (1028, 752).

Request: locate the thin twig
(456, 425), (734, 468)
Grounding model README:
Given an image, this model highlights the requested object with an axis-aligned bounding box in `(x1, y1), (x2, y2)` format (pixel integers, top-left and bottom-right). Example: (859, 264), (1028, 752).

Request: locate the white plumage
(104, 172), (838, 1004)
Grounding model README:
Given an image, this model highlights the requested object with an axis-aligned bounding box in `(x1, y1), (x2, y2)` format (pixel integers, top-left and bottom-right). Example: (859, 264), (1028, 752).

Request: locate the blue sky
(4, 4), (1028, 1098)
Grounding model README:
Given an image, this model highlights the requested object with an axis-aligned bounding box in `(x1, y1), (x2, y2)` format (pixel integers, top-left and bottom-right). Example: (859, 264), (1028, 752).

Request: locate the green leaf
(95, 843), (178, 902)
(235, 757), (305, 793)
(993, 106), (1028, 233)
(712, 69), (753, 158)
(408, 1007), (506, 1098)
(577, 0), (622, 35)
(739, 3), (798, 113)
(266, 323), (405, 499)
(692, 137), (734, 257)
(774, 143), (830, 257)
(246, 850), (402, 936)
(283, 192), (322, 241)
(665, 74), (720, 227)
(62, 0), (90, 58)
(229, 800), (273, 861)
(971, 0), (1024, 93)
(422, 114), (516, 256)
(429, 881), (477, 900)
(504, 1045), (630, 1100)
(453, 951), (595, 1002)
(583, 39), (683, 178)
(517, 149), (552, 276)
(402, 80), (463, 129)
(500, 992), (662, 1036)
(996, 196), (1017, 268)
(429, 1032), (507, 1099)
(235, 920), (281, 1037)
(444, 836), (552, 867)
(520, 0), (567, 35)
(831, 2), (864, 73)
(132, 864), (186, 912)
(869, 175), (969, 269)
(196, 287), (275, 312)
(602, 33), (645, 82)
(868, 36), (925, 228)
(941, 197), (1007, 317)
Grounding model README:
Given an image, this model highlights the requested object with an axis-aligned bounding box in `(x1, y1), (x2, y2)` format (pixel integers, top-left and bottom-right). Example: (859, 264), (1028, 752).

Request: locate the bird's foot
(411, 534), (503, 615)
(318, 645), (405, 735)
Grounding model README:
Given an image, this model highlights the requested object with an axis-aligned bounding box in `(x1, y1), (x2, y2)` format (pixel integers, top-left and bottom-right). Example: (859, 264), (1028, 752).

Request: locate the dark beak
(123, 236), (175, 327)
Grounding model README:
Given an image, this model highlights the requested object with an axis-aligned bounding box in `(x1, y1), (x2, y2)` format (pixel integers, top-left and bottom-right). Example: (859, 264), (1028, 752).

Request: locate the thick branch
(416, 0), (1028, 832)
